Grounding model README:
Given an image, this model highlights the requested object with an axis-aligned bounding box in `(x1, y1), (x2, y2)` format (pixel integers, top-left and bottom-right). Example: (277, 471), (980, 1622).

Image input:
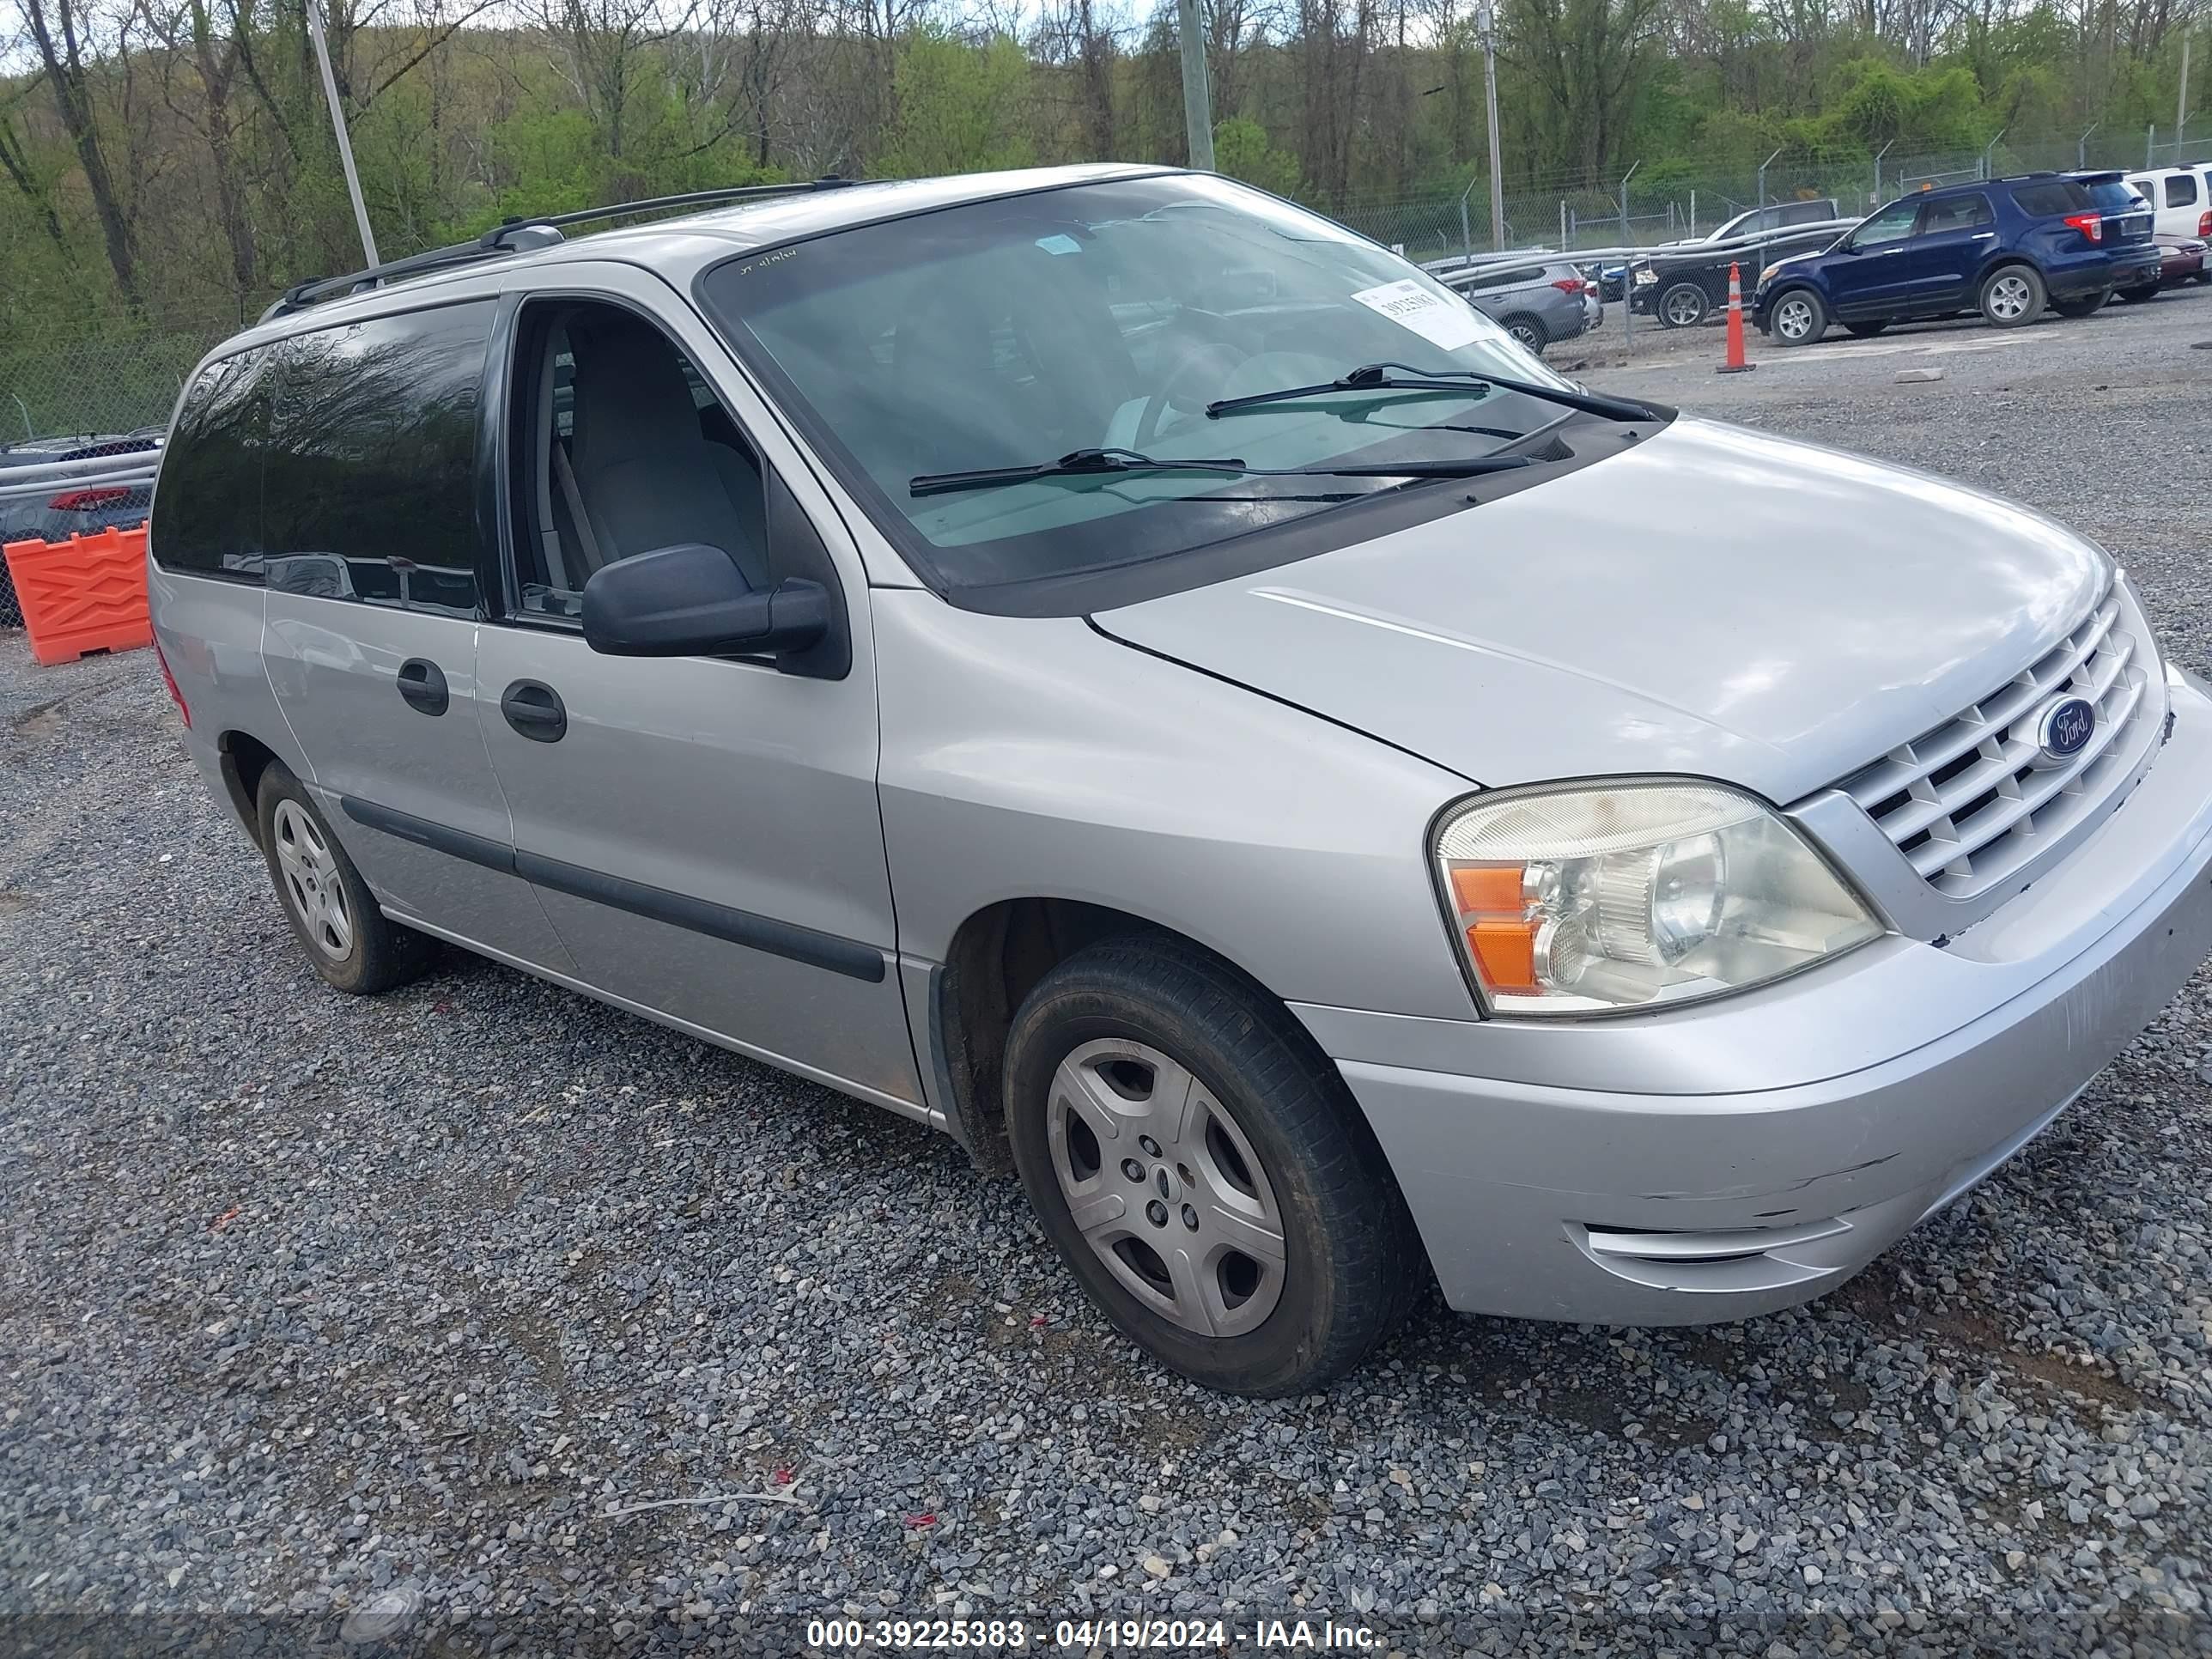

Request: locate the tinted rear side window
(2168, 173), (2201, 208)
(262, 301), (495, 617)
(1464, 265), (1544, 290)
(1920, 193), (1994, 233)
(2010, 181), (2091, 217)
(152, 347), (276, 583)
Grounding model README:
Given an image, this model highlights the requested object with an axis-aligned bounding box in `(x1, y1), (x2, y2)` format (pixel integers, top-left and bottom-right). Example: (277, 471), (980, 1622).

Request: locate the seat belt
(551, 440), (605, 576)
(534, 331), (574, 594)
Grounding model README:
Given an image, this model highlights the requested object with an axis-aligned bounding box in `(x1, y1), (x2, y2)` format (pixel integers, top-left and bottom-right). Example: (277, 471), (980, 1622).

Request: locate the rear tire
(1843, 320), (1889, 337)
(1005, 936), (1425, 1396)
(2050, 292), (2107, 318)
(1500, 313), (1547, 355)
(1769, 288), (1827, 346)
(1657, 282), (1709, 328)
(1978, 264), (2045, 328)
(255, 763), (435, 995)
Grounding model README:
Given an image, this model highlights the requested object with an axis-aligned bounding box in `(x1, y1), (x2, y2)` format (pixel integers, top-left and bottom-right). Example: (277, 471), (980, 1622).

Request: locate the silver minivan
(150, 165), (2212, 1396)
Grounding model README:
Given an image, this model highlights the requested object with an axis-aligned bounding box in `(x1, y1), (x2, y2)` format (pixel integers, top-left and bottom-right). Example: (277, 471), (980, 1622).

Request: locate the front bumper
(1298, 666), (2212, 1325)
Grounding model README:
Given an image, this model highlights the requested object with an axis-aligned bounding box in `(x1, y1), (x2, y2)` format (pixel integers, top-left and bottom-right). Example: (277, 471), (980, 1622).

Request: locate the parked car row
(1435, 258), (1601, 355)
(1600, 198), (1845, 306)
(1751, 170), (2187, 346)
(1621, 216), (1858, 328)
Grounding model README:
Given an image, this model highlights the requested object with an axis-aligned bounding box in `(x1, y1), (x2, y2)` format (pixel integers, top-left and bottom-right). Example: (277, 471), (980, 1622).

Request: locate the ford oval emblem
(2034, 695), (2097, 764)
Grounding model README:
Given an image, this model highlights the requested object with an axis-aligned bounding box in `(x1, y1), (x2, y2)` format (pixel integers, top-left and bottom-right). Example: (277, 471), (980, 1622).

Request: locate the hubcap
(1663, 289), (1703, 326)
(1989, 275), (2031, 319)
(1776, 297), (1814, 339)
(1510, 324), (1540, 349)
(1046, 1039), (1287, 1338)
(272, 799), (353, 960)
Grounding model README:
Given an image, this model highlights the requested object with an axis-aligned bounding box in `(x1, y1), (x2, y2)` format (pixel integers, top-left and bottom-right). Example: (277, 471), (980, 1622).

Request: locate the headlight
(1758, 264), (1783, 286)
(1632, 268), (1657, 285)
(1431, 780), (1882, 1016)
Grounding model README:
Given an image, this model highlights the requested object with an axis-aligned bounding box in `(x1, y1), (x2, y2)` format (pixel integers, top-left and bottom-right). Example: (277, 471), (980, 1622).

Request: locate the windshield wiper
(911, 447), (1250, 498)
(1206, 361), (1654, 422)
(910, 445), (1532, 498)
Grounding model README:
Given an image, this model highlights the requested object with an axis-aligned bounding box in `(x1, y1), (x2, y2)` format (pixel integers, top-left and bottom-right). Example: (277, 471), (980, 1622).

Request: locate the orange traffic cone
(1717, 261), (1756, 374)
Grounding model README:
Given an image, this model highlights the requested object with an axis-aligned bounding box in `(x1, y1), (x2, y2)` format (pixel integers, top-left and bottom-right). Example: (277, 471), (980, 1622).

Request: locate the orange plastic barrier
(2, 521), (153, 665)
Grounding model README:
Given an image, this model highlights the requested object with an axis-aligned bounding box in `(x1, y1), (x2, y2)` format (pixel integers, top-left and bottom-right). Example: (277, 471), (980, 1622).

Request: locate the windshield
(699, 173), (1589, 592)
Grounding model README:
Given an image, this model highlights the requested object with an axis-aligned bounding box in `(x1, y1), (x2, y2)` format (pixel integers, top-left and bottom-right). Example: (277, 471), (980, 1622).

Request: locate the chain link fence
(0, 320), (230, 630)
(0, 320), (234, 448)
(1334, 120), (2211, 261)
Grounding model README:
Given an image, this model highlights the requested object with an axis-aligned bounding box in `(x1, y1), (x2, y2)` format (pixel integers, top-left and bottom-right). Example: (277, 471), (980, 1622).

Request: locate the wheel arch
(931, 896), (1330, 1176)
(215, 729), (285, 849)
(1976, 254), (2044, 290)
(1498, 310), (1547, 347)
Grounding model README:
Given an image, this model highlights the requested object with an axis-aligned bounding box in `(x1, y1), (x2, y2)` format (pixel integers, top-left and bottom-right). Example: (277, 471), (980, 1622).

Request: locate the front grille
(1839, 575), (2155, 898)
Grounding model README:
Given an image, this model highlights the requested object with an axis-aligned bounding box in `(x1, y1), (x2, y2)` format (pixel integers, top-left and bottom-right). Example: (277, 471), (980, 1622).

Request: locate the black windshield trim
(692, 178), (1676, 617)
(933, 412), (1667, 617)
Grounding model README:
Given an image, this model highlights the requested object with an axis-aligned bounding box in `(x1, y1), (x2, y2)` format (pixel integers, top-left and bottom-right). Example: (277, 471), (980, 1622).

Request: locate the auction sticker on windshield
(1349, 278), (1485, 352)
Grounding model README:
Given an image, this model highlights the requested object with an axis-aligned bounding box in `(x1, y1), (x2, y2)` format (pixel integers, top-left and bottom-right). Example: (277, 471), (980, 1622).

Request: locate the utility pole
(1176, 0), (1214, 172)
(2181, 30), (2194, 152)
(1476, 0), (1504, 249)
(304, 0), (378, 266)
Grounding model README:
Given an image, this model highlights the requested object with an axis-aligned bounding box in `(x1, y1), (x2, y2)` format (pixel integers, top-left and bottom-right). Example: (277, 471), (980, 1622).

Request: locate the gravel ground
(4, 290), (2212, 1657)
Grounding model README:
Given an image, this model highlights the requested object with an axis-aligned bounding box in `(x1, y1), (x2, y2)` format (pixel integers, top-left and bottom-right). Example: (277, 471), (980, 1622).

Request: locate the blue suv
(1752, 173), (2160, 345)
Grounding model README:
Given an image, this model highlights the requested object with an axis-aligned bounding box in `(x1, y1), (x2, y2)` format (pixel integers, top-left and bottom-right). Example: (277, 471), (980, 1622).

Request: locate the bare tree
(138, 0), (258, 294)
(20, 0), (143, 306)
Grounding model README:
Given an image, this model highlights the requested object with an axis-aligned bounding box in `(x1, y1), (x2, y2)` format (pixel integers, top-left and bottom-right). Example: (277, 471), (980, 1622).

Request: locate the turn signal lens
(1433, 780), (1882, 1016)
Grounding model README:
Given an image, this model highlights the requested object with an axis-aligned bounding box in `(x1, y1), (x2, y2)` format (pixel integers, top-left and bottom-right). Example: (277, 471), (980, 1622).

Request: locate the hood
(1093, 417), (2109, 805)
(1759, 249), (1823, 280)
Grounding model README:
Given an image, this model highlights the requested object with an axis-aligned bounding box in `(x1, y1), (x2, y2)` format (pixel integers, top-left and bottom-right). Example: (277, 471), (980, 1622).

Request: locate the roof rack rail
(261, 176), (857, 321)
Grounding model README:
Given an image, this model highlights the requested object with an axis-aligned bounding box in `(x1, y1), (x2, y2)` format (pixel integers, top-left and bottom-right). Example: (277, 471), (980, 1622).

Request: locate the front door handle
(396, 657), (448, 716)
(501, 679), (567, 743)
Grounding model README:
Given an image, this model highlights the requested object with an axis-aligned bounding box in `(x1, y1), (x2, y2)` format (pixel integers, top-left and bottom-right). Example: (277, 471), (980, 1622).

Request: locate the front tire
(1978, 264), (2045, 328)
(256, 763), (434, 995)
(1769, 288), (1827, 346)
(1005, 937), (1424, 1396)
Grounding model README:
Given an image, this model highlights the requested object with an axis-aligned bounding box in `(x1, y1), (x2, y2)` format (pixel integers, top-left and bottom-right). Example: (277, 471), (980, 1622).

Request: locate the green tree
(1212, 115), (1299, 195)
(878, 30), (1036, 178)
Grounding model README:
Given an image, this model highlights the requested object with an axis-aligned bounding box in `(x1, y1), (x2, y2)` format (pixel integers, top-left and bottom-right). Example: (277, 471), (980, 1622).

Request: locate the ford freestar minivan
(149, 165), (2212, 1396)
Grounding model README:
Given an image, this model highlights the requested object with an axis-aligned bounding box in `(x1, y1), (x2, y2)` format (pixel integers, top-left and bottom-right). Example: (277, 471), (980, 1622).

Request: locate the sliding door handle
(396, 658), (448, 716)
(501, 679), (567, 743)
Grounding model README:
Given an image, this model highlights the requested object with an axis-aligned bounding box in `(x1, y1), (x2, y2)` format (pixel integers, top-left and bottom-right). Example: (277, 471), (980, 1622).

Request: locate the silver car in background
(149, 165), (2212, 1396)
(1437, 257), (1596, 354)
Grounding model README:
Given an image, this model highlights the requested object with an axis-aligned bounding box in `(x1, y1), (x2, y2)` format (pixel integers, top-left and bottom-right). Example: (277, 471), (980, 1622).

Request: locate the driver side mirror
(581, 543), (829, 661)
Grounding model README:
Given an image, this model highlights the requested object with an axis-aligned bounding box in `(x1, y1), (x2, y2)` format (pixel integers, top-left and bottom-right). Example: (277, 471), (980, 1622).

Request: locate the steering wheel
(1133, 315), (1252, 449)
